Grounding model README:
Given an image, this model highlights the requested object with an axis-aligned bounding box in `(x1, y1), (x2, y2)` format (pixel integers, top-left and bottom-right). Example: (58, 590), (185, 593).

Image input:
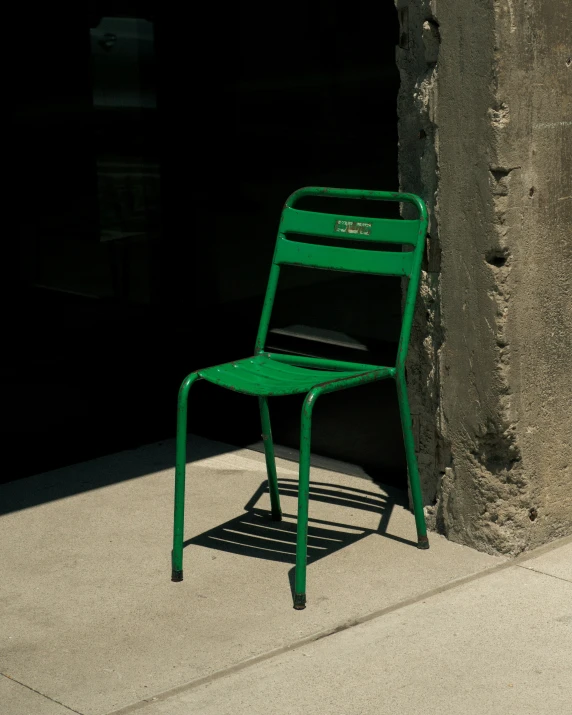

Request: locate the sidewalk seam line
(0, 673), (84, 715)
(105, 533), (572, 715)
(105, 560), (515, 715)
(516, 564), (572, 584)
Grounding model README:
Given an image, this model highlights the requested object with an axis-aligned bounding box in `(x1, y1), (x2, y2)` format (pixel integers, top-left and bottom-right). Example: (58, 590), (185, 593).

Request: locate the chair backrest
(255, 187), (428, 370)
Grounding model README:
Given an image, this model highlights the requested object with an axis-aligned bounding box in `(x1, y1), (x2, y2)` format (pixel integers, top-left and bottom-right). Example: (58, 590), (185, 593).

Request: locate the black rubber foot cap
(271, 510), (283, 522)
(171, 569), (184, 582)
(294, 593), (306, 610)
(417, 536), (430, 550)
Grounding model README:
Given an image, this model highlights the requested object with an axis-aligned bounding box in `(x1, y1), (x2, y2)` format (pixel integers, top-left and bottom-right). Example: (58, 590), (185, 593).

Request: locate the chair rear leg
(172, 372), (200, 581)
(258, 397), (282, 521)
(294, 390), (317, 609)
(396, 373), (429, 549)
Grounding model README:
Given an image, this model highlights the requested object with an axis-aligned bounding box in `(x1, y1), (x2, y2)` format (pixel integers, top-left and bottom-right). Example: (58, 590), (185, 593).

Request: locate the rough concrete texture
(0, 437), (502, 715)
(396, 0), (572, 554)
(395, 0), (443, 506)
(136, 558), (572, 715)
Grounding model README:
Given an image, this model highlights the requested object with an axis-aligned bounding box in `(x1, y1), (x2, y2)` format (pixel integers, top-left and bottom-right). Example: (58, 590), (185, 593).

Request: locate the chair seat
(198, 355), (392, 397)
(172, 188), (430, 608)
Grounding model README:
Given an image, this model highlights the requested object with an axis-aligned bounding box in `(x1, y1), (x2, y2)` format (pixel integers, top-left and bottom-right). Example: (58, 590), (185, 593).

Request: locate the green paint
(172, 187), (430, 608)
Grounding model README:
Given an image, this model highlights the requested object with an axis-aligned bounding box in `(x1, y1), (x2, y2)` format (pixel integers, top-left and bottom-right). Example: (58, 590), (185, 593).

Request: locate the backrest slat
(274, 236), (414, 276)
(281, 207), (419, 246)
(254, 187), (429, 364)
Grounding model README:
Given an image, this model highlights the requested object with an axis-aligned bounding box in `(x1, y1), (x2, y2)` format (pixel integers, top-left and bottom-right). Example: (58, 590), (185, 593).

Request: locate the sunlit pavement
(1, 436), (570, 715)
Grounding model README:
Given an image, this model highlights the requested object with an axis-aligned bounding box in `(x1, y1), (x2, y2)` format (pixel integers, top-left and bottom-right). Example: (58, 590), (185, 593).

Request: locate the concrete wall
(395, 0), (571, 554)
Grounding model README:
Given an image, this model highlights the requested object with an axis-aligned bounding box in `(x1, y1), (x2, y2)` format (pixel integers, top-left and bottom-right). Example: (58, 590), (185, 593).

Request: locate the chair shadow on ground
(184, 477), (417, 599)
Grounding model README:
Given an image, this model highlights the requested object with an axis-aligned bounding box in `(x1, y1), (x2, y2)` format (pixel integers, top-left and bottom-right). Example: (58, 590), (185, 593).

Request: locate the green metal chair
(172, 187), (429, 609)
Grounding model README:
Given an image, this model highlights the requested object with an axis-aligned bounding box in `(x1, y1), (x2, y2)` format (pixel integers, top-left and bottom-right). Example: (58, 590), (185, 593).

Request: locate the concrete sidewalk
(143, 541), (571, 715)
(1, 438), (570, 715)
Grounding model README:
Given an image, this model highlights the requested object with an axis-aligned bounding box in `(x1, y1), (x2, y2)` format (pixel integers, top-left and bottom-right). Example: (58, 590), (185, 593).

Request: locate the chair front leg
(294, 371), (388, 609)
(294, 388), (320, 609)
(172, 372), (201, 582)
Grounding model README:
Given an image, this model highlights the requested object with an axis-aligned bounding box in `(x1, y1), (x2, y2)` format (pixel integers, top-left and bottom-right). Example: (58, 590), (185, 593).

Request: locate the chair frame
(171, 187), (430, 609)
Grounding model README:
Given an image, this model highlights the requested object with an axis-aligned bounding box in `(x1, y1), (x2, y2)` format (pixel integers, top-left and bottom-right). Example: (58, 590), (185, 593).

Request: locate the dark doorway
(6, 2), (406, 487)
(158, 2), (406, 484)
